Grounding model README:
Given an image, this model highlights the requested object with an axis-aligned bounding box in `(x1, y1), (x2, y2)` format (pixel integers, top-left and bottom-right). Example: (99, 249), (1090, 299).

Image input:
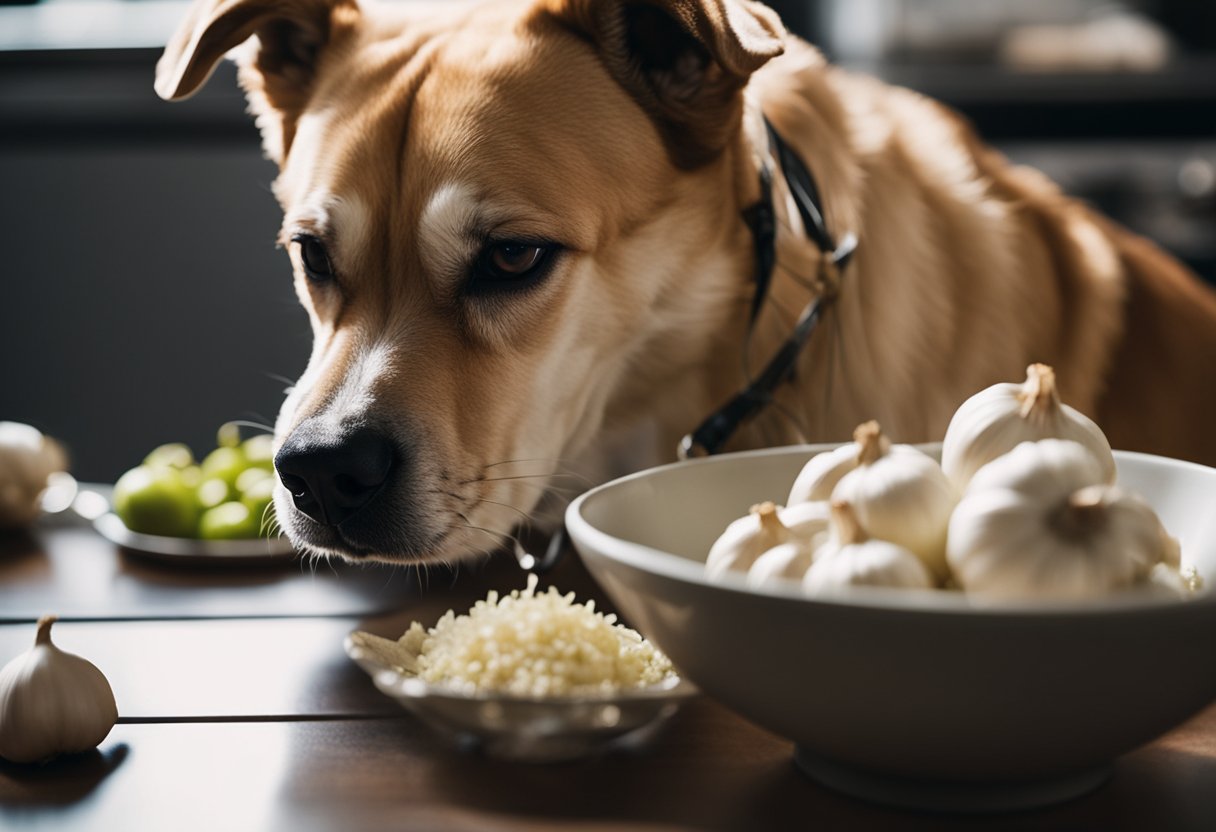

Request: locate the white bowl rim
(566, 444), (1215, 618)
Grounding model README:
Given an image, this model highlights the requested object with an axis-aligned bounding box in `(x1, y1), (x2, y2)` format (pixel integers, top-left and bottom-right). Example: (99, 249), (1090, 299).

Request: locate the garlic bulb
(948, 439), (1176, 599)
(788, 444), (861, 505)
(830, 422), (956, 581)
(776, 500), (832, 541)
(803, 502), (932, 593)
(706, 502), (790, 578)
(747, 538), (822, 588)
(941, 363), (1115, 489)
(0, 616), (118, 764)
(747, 506), (831, 589)
(0, 422), (68, 529)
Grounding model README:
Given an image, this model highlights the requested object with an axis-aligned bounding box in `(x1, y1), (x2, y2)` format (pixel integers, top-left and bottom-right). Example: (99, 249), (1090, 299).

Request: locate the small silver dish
(345, 630), (697, 762)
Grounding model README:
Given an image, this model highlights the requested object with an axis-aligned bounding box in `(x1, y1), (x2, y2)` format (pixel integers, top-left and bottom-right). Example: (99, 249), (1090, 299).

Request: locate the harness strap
(678, 117), (857, 459)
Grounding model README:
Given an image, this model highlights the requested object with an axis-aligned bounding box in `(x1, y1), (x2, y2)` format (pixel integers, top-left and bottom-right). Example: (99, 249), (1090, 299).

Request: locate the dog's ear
(156, 0), (358, 162)
(538, 0), (785, 167)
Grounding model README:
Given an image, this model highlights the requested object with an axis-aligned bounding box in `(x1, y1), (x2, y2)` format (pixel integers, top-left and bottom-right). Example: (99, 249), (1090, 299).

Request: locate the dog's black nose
(274, 424), (396, 527)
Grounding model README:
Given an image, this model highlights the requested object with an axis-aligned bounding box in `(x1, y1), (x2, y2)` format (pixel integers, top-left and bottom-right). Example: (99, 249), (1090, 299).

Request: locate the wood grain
(2, 525), (1215, 830)
(2, 704), (1214, 832)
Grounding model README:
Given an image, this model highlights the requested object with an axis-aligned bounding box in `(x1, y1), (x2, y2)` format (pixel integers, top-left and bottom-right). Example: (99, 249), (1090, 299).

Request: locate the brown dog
(158, 0), (1216, 563)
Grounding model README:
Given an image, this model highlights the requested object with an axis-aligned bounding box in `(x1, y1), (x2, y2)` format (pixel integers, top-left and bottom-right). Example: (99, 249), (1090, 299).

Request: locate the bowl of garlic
(566, 365), (1216, 813)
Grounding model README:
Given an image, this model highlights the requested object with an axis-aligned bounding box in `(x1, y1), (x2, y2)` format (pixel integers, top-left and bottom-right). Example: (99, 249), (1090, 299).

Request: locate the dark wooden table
(2, 520), (1215, 831)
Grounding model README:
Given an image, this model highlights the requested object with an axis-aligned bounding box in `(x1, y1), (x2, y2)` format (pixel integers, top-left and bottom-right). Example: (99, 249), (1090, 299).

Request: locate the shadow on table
(0, 743), (129, 809)
(0, 529), (46, 569)
(416, 739), (1216, 831)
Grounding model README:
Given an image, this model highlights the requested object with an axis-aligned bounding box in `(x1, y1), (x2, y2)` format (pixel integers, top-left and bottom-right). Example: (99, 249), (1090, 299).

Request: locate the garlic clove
(0, 616), (118, 764)
(705, 502), (792, 579)
(1084, 486), (1180, 582)
(941, 364), (1115, 490)
(830, 422), (956, 581)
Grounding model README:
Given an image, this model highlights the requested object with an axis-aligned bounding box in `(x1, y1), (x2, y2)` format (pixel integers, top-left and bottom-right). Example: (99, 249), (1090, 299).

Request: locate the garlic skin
(777, 501), (832, 541)
(748, 532), (828, 588)
(830, 422), (956, 581)
(788, 444), (861, 505)
(706, 502), (791, 579)
(948, 440), (1176, 599)
(0, 422), (68, 530)
(966, 437), (1104, 500)
(941, 363), (1115, 490)
(803, 502), (932, 594)
(0, 616), (118, 764)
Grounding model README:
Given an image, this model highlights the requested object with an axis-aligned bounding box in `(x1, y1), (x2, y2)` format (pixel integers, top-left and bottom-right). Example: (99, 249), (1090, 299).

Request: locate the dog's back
(752, 39), (1216, 466)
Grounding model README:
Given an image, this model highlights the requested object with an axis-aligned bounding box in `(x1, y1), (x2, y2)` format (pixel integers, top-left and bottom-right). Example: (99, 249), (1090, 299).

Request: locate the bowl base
(793, 747), (1110, 813)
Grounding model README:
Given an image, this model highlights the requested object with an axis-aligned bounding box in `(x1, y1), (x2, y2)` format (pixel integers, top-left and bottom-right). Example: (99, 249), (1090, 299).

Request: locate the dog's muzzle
(274, 420), (396, 527)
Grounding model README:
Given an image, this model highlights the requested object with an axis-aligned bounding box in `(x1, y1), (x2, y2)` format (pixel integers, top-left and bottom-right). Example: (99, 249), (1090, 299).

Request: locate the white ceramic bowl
(566, 445), (1216, 812)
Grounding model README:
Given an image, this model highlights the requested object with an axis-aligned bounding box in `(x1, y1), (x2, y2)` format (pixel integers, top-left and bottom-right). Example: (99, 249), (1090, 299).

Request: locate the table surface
(2, 522), (1215, 831)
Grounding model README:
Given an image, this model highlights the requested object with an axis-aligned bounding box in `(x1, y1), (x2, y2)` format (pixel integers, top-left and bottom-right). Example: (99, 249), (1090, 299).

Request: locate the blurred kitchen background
(1, 0), (1214, 483)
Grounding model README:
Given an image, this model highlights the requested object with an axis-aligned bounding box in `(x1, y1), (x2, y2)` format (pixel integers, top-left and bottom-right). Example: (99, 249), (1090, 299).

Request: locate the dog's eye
(489, 243), (545, 275)
(468, 241), (557, 293)
(292, 234), (335, 283)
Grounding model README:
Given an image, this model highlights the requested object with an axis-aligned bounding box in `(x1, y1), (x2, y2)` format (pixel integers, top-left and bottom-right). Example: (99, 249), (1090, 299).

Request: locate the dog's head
(158, 0), (785, 562)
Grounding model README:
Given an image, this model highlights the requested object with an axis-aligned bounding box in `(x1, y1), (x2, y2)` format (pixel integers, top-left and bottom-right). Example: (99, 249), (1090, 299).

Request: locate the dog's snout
(274, 425), (396, 527)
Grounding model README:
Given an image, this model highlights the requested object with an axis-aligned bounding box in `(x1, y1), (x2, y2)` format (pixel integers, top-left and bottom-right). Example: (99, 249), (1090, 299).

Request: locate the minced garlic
(400, 575), (674, 697)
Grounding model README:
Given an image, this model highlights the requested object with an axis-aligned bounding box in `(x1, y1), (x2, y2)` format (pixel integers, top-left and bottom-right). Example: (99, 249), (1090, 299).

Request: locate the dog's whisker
(461, 479), (583, 500)
(456, 503), (537, 546)
(259, 502), (281, 538)
(455, 512), (521, 552)
(482, 457), (577, 470)
(228, 418), (277, 435)
(262, 371), (297, 389)
(472, 472), (594, 487)
(467, 496), (534, 525)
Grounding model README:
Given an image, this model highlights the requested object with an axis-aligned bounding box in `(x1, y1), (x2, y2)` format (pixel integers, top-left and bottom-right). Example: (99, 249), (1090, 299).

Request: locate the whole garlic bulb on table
(0, 422), (68, 530)
(0, 616), (118, 763)
(941, 363), (1115, 490)
(948, 439), (1178, 600)
(803, 502), (932, 593)
(830, 421), (956, 581)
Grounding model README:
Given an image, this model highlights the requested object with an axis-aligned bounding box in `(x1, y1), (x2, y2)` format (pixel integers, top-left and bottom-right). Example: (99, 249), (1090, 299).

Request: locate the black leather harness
(678, 117), (858, 459)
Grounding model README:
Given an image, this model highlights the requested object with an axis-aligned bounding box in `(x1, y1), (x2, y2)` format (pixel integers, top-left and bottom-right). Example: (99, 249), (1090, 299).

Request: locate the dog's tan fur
(158, 0), (1216, 562)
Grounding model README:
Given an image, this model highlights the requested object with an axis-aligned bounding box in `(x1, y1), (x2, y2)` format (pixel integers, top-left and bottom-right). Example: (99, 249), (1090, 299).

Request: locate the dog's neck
(594, 42), (891, 465)
(593, 37), (1053, 469)
(587, 83), (838, 467)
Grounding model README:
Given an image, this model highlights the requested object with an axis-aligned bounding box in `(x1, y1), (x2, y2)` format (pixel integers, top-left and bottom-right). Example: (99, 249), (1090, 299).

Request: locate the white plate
(94, 512), (295, 562)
